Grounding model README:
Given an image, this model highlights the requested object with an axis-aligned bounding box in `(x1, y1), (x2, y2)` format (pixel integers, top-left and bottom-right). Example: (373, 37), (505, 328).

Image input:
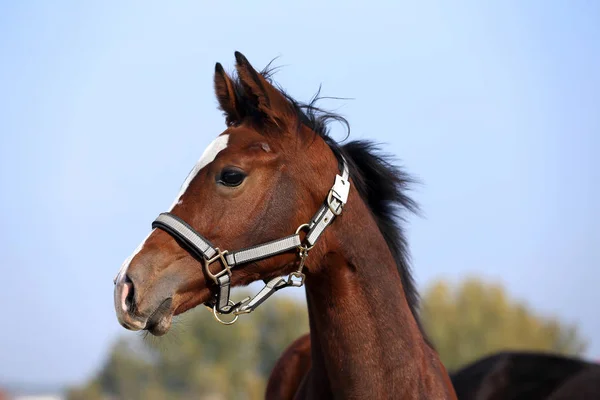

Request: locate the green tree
(420, 277), (588, 372)
(64, 381), (104, 400)
(68, 291), (309, 400)
(69, 278), (588, 398)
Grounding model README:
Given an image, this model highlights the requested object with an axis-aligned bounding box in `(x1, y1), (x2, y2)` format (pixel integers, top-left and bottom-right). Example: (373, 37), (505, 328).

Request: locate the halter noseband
(151, 157), (350, 325)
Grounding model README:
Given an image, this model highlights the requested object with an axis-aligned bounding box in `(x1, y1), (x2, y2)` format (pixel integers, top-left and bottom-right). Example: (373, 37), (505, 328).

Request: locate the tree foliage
(69, 278), (588, 398)
(68, 291), (309, 400)
(420, 277), (587, 372)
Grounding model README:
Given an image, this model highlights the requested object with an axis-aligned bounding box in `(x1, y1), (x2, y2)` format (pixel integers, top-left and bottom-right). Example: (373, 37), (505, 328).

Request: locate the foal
(113, 52), (456, 399)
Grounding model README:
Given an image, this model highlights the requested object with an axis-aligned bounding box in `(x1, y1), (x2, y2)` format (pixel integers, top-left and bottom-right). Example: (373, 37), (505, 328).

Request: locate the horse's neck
(302, 199), (455, 399)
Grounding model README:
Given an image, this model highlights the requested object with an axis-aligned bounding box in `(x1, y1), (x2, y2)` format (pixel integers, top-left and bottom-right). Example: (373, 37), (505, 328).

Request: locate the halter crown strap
(305, 159), (350, 246)
(151, 155), (350, 320)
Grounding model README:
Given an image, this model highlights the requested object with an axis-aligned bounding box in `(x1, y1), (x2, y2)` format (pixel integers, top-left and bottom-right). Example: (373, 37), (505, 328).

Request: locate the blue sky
(0, 0), (598, 386)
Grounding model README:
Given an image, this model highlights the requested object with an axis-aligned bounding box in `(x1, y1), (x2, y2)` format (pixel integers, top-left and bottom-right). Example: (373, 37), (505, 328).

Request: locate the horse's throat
(302, 248), (454, 399)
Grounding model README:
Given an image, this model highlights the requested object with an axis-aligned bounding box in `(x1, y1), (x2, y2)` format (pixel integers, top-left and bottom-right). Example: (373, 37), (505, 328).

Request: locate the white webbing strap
(153, 213), (217, 259)
(216, 274), (231, 311)
(153, 213), (301, 268)
(225, 235), (301, 265)
(306, 157), (350, 246)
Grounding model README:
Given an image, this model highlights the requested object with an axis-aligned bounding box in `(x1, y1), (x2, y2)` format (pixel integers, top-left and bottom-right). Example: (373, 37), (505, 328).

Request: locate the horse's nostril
(121, 274), (136, 313)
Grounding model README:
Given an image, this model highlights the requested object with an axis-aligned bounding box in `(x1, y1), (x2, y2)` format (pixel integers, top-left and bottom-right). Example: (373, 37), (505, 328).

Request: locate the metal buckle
(327, 174), (349, 216)
(327, 190), (343, 216)
(331, 174), (350, 203)
(203, 248), (231, 285)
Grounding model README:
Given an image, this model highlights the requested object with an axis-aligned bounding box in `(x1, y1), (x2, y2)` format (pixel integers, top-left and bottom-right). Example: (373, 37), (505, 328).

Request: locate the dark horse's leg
(265, 334), (312, 400)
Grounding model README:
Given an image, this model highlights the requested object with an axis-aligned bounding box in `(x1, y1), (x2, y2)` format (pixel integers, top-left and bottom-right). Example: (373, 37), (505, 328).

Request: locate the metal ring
(295, 223), (310, 235)
(295, 224), (315, 251)
(212, 301), (239, 325)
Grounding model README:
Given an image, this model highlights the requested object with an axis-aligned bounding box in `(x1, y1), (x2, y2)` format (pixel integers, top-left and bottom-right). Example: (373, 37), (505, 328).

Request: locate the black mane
(227, 64), (426, 336)
(300, 103), (428, 337)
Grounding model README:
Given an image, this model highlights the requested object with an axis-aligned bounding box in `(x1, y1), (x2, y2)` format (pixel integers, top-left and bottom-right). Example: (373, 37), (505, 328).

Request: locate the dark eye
(217, 168), (246, 187)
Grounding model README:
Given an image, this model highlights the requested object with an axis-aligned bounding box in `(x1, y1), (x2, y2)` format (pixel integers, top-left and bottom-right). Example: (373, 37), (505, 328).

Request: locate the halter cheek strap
(151, 157), (350, 324)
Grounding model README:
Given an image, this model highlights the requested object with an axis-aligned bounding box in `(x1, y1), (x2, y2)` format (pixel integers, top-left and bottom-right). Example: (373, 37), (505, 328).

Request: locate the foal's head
(113, 52), (345, 335)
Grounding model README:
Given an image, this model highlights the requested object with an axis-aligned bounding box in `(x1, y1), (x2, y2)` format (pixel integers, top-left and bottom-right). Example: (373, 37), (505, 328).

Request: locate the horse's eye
(217, 168), (246, 187)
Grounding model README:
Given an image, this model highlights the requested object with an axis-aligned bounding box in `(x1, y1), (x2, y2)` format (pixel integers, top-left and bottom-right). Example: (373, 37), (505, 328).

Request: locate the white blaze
(114, 230), (153, 283)
(169, 134), (230, 210)
(115, 134), (230, 283)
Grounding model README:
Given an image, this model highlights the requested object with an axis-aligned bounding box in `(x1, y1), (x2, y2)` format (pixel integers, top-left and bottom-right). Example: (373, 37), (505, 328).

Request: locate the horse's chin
(145, 300), (174, 336)
(145, 313), (172, 336)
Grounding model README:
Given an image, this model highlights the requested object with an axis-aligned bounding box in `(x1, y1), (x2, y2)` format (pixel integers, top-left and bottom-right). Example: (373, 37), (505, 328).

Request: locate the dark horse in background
(451, 351), (600, 400)
(266, 331), (600, 399)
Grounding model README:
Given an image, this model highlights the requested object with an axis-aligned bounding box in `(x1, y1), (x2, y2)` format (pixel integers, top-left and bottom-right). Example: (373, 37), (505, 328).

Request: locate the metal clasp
(229, 242), (310, 317)
(289, 245), (309, 286)
(232, 277), (290, 316)
(209, 226), (313, 324)
(203, 248), (231, 285)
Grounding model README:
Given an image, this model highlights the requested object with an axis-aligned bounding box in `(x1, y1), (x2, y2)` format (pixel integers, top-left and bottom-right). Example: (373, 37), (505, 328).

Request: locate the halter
(151, 157), (350, 325)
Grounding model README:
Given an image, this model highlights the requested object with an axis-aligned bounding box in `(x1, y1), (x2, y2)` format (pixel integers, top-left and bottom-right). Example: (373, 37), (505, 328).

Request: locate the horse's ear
(214, 62), (241, 125)
(234, 51), (293, 125)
